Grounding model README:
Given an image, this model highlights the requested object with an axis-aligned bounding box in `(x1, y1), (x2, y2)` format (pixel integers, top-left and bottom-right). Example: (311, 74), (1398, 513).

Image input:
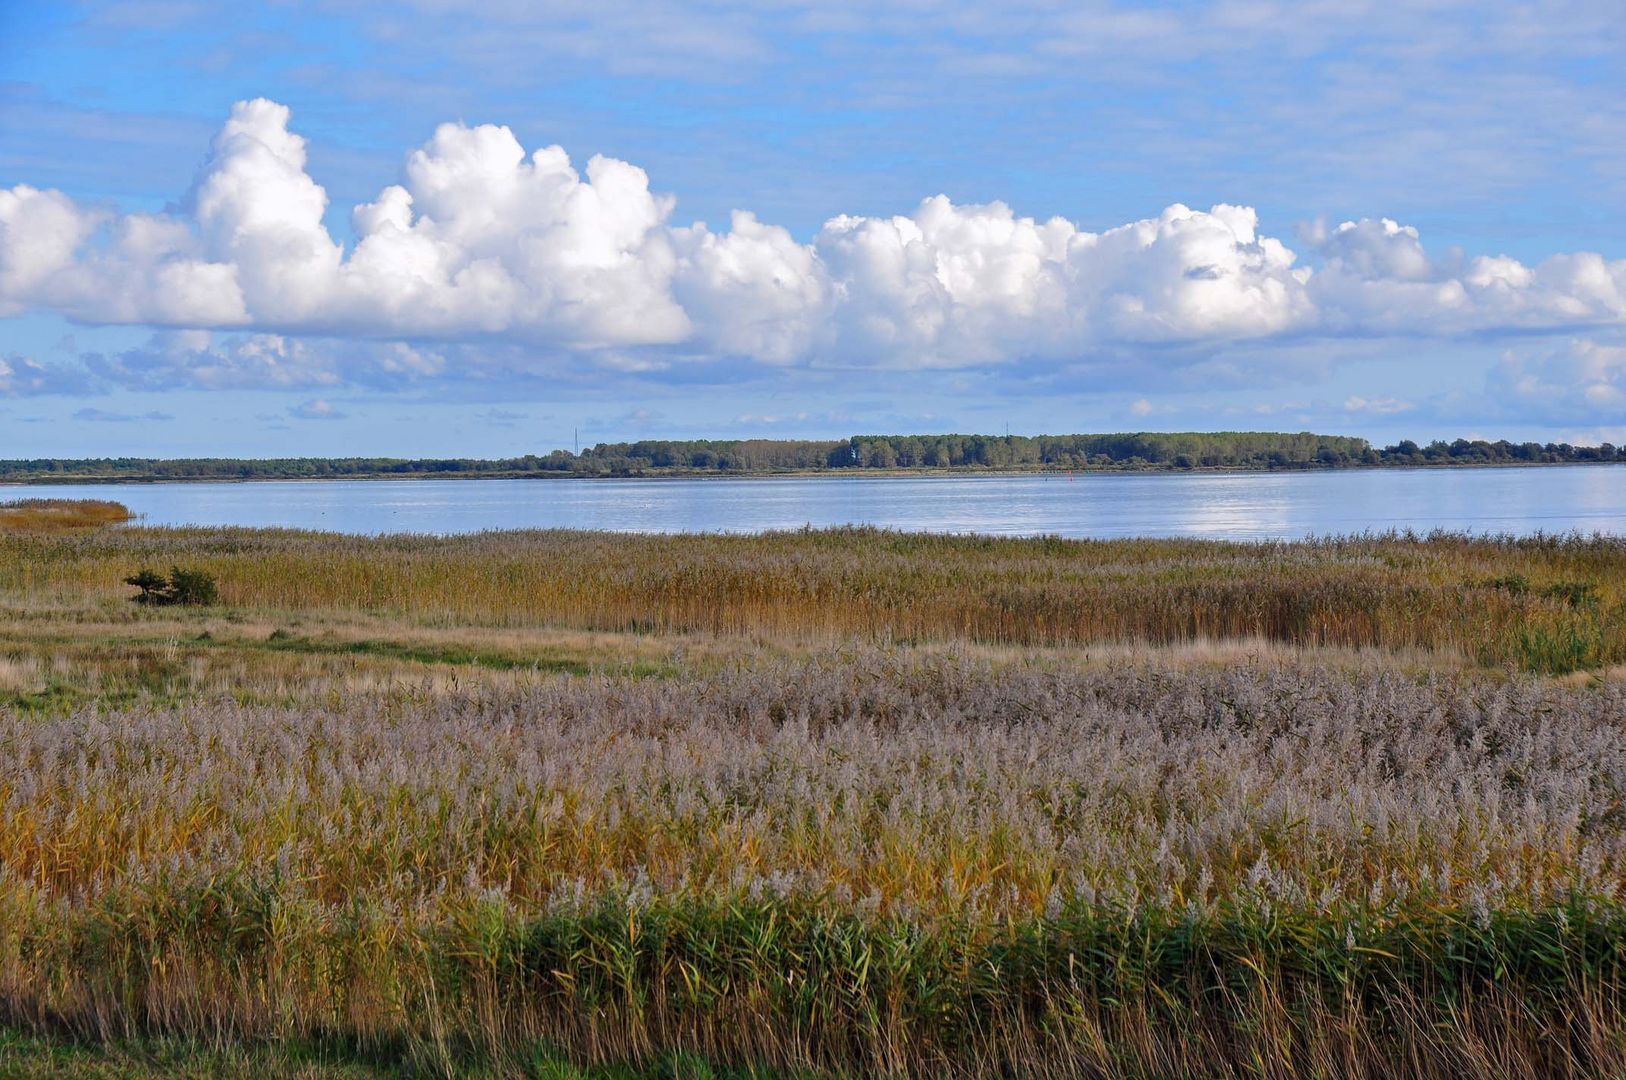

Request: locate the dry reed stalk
(1, 527), (1621, 671)
(2, 652), (1626, 1073)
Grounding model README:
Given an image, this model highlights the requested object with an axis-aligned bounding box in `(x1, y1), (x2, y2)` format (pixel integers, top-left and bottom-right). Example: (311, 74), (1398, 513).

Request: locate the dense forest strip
(0, 430), (1620, 481)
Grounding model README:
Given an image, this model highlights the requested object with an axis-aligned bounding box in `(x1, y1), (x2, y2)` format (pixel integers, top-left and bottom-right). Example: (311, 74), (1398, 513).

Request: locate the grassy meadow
(2, 508), (1626, 1076)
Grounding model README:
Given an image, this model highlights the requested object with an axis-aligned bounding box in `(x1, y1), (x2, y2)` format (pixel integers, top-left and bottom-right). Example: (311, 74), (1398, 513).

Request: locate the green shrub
(166, 566), (220, 606)
(1542, 580), (1600, 609)
(122, 568), (170, 604)
(1513, 621), (1602, 674)
(123, 567), (219, 607)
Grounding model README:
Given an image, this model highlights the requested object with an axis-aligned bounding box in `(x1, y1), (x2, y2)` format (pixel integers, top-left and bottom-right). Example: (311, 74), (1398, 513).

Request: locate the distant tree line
(840, 432), (1374, 469)
(0, 433), (1618, 482)
(1374, 438), (1620, 466)
(839, 433), (1622, 470)
(574, 440), (847, 474)
(0, 455), (578, 481)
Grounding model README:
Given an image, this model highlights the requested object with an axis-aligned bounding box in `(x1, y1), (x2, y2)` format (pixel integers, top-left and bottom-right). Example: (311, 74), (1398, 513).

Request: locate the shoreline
(3, 458), (1621, 486)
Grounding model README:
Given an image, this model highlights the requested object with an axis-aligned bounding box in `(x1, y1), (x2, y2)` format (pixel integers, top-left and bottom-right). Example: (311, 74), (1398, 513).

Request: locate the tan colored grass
(1, 526), (1621, 671)
(0, 654), (41, 692)
(0, 498), (131, 532)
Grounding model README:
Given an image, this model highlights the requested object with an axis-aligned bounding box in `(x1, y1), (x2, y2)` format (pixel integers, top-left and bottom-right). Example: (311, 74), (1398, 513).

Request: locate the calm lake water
(8, 465), (1626, 541)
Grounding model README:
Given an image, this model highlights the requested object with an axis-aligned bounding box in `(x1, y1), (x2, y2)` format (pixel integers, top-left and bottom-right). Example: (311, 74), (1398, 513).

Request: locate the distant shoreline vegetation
(0, 431), (1620, 482)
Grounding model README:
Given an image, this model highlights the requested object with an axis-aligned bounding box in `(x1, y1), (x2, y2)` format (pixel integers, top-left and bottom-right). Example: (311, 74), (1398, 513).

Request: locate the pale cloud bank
(3, 99), (1626, 383)
(1492, 338), (1626, 422)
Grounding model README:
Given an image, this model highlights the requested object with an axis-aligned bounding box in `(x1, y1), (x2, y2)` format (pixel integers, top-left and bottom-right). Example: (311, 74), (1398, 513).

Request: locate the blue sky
(2, 0), (1624, 456)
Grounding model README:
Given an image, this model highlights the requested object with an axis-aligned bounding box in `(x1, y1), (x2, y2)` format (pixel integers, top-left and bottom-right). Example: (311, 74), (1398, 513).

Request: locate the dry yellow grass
(0, 498), (131, 532)
(1, 525), (1622, 672)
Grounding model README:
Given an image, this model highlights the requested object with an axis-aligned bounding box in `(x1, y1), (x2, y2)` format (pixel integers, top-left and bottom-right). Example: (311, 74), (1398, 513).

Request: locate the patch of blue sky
(0, 1), (1623, 453)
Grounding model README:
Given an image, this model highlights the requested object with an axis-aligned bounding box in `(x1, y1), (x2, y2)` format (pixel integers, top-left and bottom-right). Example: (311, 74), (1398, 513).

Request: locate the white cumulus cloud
(1308, 218), (1626, 336)
(2, 98), (1626, 385)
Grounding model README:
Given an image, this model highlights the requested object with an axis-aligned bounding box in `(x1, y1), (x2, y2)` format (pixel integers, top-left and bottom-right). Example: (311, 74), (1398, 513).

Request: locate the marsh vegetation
(0, 498), (131, 533)
(1, 525), (1625, 1076)
(3, 525), (1623, 673)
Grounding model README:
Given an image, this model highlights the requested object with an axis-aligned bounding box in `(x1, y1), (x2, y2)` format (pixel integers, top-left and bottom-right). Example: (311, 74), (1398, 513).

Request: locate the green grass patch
(253, 630), (673, 678)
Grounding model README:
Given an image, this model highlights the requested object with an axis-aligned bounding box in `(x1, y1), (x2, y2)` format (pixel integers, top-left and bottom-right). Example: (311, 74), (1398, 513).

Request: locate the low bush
(123, 566), (220, 606)
(1543, 579), (1601, 608)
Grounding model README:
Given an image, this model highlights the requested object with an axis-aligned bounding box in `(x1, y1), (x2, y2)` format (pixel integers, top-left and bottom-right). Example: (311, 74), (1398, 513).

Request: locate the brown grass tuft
(0, 498), (131, 533)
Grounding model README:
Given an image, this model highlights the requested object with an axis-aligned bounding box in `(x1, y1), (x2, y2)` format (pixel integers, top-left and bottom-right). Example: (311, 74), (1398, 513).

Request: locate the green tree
(123, 569), (170, 605)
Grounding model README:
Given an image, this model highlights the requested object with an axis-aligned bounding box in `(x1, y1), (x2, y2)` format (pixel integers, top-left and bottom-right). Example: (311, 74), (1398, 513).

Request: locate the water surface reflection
(8, 465), (1624, 540)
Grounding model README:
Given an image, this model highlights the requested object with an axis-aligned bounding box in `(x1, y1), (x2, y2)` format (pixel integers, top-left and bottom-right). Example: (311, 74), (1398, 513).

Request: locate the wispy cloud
(288, 398), (345, 420)
(1344, 395), (1416, 416)
(72, 406), (174, 422)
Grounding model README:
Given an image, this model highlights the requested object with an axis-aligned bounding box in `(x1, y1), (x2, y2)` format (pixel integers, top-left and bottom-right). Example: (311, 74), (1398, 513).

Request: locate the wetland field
(2, 508), (1626, 1077)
